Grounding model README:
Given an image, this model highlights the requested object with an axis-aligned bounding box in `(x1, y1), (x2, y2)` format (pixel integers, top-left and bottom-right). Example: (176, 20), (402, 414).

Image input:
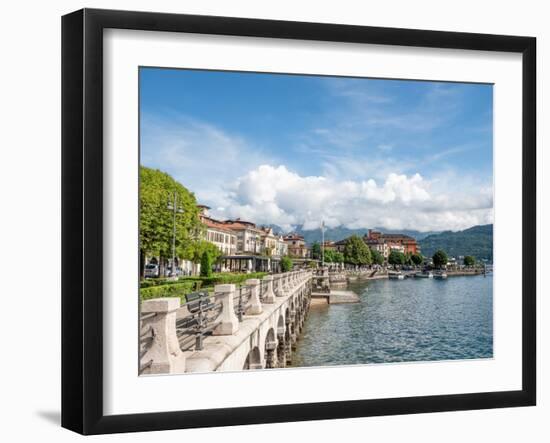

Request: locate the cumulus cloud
(211, 164), (493, 233)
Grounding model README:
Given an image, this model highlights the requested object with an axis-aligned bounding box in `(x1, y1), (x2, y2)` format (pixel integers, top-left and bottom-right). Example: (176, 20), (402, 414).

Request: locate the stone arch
(264, 328), (277, 368)
(243, 346), (262, 370)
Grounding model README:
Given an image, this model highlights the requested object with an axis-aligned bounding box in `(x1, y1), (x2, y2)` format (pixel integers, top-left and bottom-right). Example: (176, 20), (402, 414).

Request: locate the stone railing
(140, 269), (312, 375)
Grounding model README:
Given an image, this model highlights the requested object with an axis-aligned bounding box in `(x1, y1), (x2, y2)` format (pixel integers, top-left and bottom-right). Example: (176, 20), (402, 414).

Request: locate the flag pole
(321, 220), (325, 267)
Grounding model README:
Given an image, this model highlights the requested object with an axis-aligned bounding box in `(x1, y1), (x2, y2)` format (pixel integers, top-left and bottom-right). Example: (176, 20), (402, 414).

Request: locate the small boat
(388, 272), (405, 280)
(415, 271), (433, 278)
(433, 272), (448, 279)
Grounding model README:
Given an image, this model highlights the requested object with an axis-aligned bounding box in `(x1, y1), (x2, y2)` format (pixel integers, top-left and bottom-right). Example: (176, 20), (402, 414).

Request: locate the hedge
(194, 272), (267, 287)
(139, 272), (268, 302)
(140, 280), (202, 303)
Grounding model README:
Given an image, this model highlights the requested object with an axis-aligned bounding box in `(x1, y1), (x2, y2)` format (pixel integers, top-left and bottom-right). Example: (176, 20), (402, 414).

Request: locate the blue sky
(140, 68), (493, 232)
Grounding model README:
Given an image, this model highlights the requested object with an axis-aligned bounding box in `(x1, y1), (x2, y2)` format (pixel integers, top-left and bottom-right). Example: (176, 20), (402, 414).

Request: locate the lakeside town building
(198, 206), (238, 256)
(197, 205), (289, 273)
(322, 240), (336, 251)
(283, 233), (309, 258)
(364, 230), (420, 256)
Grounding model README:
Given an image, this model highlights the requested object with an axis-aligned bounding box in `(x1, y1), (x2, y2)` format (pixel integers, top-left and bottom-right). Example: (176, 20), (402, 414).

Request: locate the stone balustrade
(140, 269), (313, 375)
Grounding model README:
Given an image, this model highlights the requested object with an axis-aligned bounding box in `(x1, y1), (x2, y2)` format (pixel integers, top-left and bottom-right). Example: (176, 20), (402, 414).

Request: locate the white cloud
(140, 114), (277, 209)
(210, 164), (493, 232)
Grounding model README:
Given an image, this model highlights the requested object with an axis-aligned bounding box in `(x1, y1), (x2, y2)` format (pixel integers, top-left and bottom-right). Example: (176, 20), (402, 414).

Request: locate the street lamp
(167, 191), (184, 278)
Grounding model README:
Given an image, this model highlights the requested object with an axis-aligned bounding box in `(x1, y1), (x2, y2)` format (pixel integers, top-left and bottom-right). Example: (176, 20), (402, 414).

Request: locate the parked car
(144, 263), (159, 278)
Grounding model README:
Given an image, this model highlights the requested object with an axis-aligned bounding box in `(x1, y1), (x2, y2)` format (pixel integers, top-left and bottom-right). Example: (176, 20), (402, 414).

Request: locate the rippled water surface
(293, 275), (493, 367)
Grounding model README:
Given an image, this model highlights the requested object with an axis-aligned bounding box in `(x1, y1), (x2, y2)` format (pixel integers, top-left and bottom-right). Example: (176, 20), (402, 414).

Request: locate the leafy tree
(324, 249), (345, 263)
(410, 253), (424, 266)
(139, 166), (203, 277)
(200, 251), (213, 277)
(343, 235), (372, 265)
(311, 241), (322, 260)
(464, 255), (476, 266)
(190, 240), (221, 265)
(432, 249), (448, 269)
(388, 250), (406, 266)
(370, 248), (384, 265)
(333, 252), (345, 263)
(281, 256), (293, 272)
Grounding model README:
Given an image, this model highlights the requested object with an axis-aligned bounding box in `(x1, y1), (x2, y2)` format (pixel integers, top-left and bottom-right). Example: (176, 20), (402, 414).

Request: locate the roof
(365, 232), (416, 242)
(283, 233), (305, 241)
(201, 216), (236, 235)
(222, 219), (259, 231)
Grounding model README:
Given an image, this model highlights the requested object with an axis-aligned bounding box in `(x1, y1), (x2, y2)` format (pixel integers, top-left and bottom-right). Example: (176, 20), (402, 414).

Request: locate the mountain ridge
(266, 223), (493, 262)
(418, 224), (493, 262)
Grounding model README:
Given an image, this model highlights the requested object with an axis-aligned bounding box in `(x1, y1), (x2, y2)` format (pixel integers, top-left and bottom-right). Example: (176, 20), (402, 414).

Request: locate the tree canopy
(343, 235), (372, 265)
(388, 250), (406, 266)
(464, 255), (476, 266)
(281, 256), (293, 272)
(432, 249), (449, 268)
(410, 253), (424, 266)
(370, 248), (384, 265)
(324, 249), (344, 263)
(140, 166), (204, 262)
(311, 241), (322, 260)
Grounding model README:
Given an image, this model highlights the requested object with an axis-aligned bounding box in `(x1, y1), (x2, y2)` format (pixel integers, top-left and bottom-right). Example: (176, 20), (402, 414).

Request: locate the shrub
(198, 272), (267, 287)
(281, 256), (293, 272)
(140, 280), (201, 303)
(200, 251), (213, 277)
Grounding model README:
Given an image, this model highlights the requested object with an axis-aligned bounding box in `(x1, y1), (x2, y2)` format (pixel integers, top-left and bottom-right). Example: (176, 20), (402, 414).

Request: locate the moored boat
(433, 272), (448, 279)
(388, 272), (405, 280)
(415, 271), (433, 278)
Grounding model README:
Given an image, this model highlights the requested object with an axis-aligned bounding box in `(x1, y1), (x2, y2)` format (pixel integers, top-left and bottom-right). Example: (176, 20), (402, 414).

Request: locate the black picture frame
(62, 8), (536, 435)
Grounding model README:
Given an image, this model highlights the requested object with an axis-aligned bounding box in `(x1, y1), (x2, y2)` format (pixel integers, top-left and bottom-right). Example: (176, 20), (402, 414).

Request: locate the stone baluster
(213, 284), (239, 335)
(282, 273), (290, 294)
(276, 274), (285, 297)
(245, 279), (263, 315)
(262, 275), (276, 303)
(140, 297), (184, 374)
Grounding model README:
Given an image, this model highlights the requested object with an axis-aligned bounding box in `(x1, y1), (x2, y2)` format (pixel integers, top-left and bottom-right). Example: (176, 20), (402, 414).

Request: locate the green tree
(343, 235), (372, 265)
(464, 255), (476, 266)
(281, 256), (293, 272)
(200, 251), (213, 277)
(388, 250), (406, 266)
(323, 249), (334, 263)
(139, 166), (203, 277)
(190, 240), (221, 265)
(410, 253), (424, 266)
(311, 241), (322, 260)
(370, 248), (384, 265)
(432, 249), (449, 269)
(333, 252), (345, 263)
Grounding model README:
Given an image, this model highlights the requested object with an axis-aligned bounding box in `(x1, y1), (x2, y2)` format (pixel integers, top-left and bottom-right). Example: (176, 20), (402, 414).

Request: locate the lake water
(292, 274), (493, 367)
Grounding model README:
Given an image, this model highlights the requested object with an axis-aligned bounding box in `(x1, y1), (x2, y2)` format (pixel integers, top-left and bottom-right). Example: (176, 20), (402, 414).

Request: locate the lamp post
(167, 191), (184, 278)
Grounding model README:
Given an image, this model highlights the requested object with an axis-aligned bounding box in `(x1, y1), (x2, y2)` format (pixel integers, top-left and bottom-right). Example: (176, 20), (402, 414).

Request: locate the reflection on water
(292, 275), (493, 367)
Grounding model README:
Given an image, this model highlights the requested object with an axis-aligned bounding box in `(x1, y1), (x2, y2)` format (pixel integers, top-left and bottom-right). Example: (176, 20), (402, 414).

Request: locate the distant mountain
(419, 224), (493, 262)
(266, 224), (439, 245)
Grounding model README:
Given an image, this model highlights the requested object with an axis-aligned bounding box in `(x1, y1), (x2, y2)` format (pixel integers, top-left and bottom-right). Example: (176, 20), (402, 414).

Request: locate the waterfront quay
(140, 270), (312, 374)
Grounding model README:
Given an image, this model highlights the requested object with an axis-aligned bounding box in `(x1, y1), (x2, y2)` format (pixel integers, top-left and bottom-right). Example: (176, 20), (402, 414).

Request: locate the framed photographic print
(62, 8), (536, 435)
